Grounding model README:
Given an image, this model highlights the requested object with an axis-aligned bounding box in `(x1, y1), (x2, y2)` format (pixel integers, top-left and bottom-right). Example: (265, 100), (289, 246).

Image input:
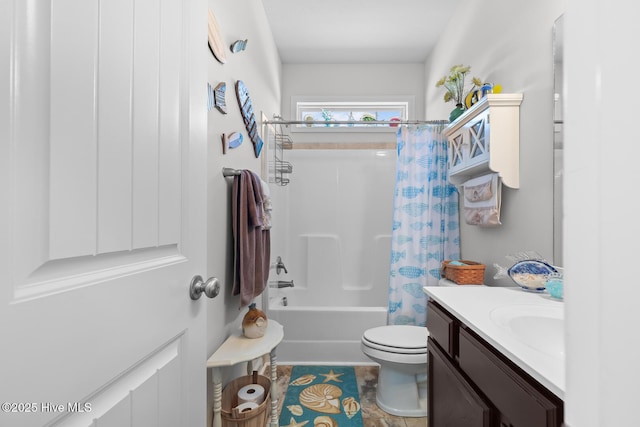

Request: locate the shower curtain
(388, 124), (460, 326)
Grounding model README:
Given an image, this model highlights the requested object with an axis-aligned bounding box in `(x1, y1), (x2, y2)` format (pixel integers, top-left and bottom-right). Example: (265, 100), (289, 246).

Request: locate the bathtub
(267, 289), (388, 365)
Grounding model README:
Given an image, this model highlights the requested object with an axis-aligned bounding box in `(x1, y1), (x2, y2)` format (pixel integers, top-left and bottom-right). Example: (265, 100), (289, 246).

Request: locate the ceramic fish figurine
(493, 251), (559, 292)
(213, 82), (227, 114)
(230, 39), (248, 53)
(221, 132), (243, 154)
(207, 83), (215, 111)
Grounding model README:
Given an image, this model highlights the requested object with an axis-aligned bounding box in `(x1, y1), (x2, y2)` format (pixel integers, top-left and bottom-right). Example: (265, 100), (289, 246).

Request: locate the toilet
(361, 279), (461, 417)
(361, 325), (429, 417)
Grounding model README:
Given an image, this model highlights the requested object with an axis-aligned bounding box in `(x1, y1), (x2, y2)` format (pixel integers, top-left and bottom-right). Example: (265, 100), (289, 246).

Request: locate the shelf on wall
(443, 93), (523, 188)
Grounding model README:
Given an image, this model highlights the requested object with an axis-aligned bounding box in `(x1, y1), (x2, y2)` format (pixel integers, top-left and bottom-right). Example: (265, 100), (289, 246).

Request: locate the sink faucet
(276, 256), (288, 275)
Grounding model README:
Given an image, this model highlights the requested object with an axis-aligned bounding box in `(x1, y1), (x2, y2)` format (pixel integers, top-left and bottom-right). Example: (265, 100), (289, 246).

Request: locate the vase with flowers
(436, 65), (482, 122)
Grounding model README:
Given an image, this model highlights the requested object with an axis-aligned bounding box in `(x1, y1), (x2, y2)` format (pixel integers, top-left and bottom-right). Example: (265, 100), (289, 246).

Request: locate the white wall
(281, 63), (425, 144)
(425, 0), (566, 284)
(204, 0), (281, 424)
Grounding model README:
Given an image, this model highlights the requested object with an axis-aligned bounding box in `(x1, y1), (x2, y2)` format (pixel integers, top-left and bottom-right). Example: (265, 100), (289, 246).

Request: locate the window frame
(290, 96), (415, 133)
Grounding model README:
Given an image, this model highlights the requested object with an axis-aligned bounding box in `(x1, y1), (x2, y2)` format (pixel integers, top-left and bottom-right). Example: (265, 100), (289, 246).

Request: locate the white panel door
(0, 0), (208, 426)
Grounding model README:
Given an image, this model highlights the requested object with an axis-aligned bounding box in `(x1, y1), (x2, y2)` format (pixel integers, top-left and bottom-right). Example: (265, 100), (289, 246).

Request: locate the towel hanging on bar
(231, 170), (271, 308)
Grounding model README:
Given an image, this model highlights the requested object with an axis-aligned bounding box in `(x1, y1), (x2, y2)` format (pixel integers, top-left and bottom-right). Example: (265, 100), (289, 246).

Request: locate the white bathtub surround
(266, 149), (394, 364)
(423, 286), (565, 398)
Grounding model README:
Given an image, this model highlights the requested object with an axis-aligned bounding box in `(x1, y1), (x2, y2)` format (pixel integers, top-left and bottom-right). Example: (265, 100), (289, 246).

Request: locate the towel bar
(222, 167), (241, 177)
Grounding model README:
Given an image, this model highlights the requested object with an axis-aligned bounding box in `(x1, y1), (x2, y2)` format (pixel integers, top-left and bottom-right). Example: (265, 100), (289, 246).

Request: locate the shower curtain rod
(263, 119), (449, 126)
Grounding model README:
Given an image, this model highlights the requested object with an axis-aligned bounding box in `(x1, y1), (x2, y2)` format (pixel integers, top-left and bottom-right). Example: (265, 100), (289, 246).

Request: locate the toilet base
(375, 364), (427, 417)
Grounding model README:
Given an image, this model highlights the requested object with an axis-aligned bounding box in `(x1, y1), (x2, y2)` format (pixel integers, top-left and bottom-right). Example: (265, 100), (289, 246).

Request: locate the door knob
(189, 275), (220, 300)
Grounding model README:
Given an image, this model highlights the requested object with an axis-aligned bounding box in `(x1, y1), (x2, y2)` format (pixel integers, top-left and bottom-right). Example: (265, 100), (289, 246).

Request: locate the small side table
(207, 320), (284, 427)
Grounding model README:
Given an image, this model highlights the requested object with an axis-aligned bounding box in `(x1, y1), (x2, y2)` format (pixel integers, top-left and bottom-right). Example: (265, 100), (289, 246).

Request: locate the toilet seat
(362, 325), (429, 354)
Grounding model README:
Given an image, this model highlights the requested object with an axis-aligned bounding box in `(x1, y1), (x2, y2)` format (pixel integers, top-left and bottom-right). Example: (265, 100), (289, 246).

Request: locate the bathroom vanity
(423, 286), (564, 427)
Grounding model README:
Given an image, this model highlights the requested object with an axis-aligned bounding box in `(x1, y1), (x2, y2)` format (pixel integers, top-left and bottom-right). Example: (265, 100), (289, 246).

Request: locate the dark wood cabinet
(426, 299), (564, 427)
(429, 336), (493, 427)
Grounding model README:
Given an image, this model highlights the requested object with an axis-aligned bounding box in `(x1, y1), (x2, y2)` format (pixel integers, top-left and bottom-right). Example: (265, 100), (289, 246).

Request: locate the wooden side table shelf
(207, 320), (284, 427)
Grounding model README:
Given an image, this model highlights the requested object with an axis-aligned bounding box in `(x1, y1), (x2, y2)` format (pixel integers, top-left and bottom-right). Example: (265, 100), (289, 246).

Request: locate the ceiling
(260, 0), (463, 64)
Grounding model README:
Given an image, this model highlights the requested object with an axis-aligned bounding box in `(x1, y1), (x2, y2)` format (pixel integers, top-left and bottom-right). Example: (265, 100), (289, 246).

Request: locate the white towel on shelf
(260, 178), (272, 230)
(462, 173), (502, 226)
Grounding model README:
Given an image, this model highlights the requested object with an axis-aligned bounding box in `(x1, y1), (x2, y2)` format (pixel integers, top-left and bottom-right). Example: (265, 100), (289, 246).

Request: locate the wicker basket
(441, 260), (486, 285)
(221, 372), (271, 427)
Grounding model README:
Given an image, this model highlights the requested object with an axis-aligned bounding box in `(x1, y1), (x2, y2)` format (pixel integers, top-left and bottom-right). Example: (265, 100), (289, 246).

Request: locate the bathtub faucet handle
(276, 256), (288, 275)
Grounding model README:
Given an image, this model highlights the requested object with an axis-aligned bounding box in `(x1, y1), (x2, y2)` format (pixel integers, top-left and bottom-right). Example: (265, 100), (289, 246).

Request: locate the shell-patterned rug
(279, 366), (363, 427)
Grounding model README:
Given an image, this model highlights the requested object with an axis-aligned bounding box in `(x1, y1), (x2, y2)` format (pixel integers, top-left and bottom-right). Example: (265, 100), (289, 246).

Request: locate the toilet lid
(362, 325), (429, 354)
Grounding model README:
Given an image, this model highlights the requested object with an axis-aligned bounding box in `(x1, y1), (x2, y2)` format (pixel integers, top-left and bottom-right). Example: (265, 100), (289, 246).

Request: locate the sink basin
(490, 304), (564, 359)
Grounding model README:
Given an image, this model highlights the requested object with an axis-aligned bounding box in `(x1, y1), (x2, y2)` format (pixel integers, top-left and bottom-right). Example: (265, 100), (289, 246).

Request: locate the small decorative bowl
(545, 273), (564, 300)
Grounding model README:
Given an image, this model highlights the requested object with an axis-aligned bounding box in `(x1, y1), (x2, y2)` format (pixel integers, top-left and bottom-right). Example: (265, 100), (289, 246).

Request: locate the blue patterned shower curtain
(387, 124), (460, 326)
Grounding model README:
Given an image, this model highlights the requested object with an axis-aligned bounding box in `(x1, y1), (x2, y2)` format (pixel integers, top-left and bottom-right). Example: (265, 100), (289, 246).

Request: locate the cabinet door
(447, 127), (467, 174)
(427, 300), (456, 357)
(428, 338), (493, 427)
(458, 327), (563, 427)
(466, 110), (490, 168)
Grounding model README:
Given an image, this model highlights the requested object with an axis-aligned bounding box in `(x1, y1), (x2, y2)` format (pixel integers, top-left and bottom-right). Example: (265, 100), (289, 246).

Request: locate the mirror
(553, 15), (564, 266)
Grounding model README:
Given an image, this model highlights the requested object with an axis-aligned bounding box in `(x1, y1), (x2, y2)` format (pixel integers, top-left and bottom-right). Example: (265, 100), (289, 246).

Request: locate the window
(291, 96), (413, 132)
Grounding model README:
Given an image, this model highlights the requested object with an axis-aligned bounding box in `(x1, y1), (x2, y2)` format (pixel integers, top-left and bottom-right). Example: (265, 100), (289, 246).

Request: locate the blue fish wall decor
(230, 39), (248, 53)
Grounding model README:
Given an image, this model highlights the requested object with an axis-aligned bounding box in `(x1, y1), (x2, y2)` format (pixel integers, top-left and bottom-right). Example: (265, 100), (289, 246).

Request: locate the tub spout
(270, 280), (294, 288)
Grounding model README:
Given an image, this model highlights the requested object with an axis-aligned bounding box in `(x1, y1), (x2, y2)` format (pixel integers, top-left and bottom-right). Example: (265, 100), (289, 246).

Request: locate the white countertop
(423, 286), (565, 399)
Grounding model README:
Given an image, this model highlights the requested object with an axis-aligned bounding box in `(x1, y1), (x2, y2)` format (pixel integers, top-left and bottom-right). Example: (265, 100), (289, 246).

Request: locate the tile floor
(275, 365), (427, 427)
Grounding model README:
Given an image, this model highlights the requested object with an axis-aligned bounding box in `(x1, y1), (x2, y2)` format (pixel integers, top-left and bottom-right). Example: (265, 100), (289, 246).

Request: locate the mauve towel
(231, 170), (271, 308)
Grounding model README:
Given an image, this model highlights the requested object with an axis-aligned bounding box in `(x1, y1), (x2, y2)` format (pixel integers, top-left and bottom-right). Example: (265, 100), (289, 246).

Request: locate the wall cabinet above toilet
(443, 93), (523, 188)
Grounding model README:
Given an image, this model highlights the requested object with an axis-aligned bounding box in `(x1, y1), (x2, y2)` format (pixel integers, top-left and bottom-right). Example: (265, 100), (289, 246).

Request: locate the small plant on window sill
(321, 109), (334, 126)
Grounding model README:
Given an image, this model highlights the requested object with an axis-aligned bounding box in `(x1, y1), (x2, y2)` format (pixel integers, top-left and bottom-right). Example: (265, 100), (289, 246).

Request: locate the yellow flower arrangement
(435, 65), (482, 106)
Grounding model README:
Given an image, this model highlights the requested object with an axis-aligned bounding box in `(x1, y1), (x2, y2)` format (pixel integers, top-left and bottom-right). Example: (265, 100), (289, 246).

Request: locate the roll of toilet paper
(234, 402), (259, 414)
(237, 384), (265, 405)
